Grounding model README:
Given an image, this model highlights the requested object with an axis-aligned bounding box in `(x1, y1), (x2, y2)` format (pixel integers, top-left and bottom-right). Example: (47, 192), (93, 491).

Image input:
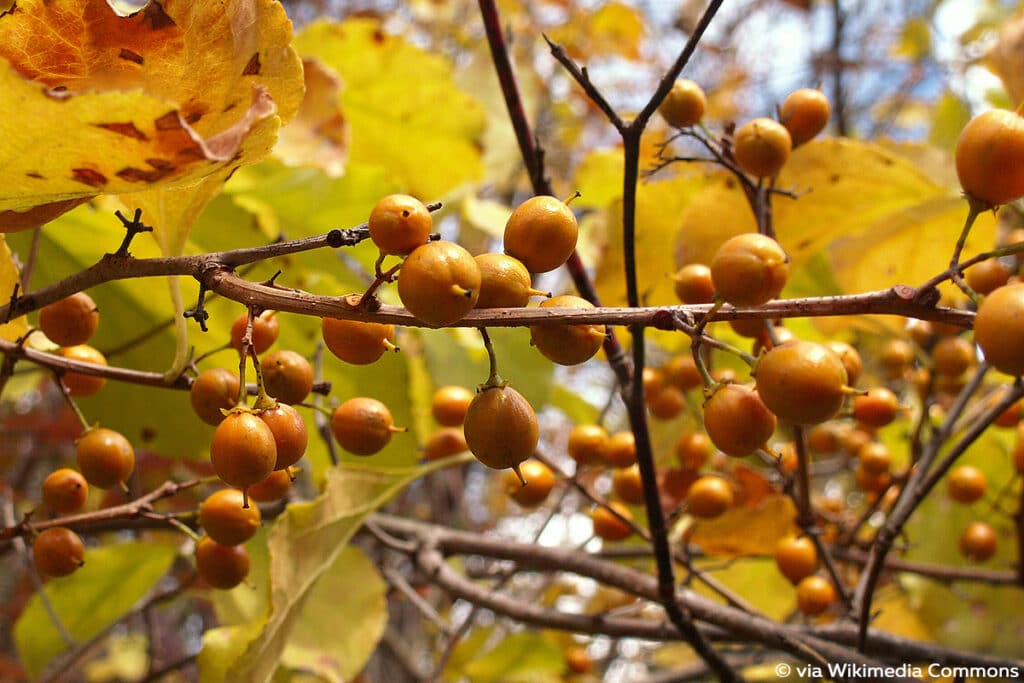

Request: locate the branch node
(112, 208), (154, 257)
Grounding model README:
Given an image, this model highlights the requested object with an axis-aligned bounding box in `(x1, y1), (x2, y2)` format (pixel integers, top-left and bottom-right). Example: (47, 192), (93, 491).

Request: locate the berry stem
(163, 515), (204, 544)
(54, 373), (91, 431)
(478, 327), (504, 388)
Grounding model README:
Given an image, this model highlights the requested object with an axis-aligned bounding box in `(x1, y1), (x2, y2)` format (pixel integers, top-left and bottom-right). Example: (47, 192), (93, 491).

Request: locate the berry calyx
(195, 537), (250, 590)
(702, 383), (777, 457)
(76, 427), (135, 489)
(529, 295), (606, 366)
(733, 117), (792, 177)
(431, 385), (474, 426)
(199, 488), (262, 546)
(59, 345), (108, 397)
(261, 350), (314, 405)
(33, 527), (85, 578)
(322, 318), (397, 365)
(368, 194), (433, 256)
(190, 368), (241, 426)
(230, 310), (279, 356)
(754, 341), (852, 425)
(41, 468), (89, 514)
(779, 88), (831, 146)
(38, 292), (99, 347)
(397, 240), (481, 325)
(463, 384), (539, 482)
(659, 79), (707, 128)
(710, 233), (789, 307)
(331, 397), (404, 456)
(210, 411), (278, 495)
(503, 196), (579, 274)
(955, 109), (1024, 206)
(474, 253), (550, 308)
(258, 402), (308, 470)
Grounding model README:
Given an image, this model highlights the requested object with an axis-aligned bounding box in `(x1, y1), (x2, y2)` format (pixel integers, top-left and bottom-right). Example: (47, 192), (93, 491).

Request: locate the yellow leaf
(891, 17), (932, 61)
(548, 1), (646, 61)
(0, 234), (28, 341)
(274, 58), (348, 178)
(872, 584), (935, 644)
(986, 10), (1024, 106)
(574, 149), (624, 210)
(689, 495), (799, 557)
(294, 18), (486, 200)
(0, 0), (303, 230)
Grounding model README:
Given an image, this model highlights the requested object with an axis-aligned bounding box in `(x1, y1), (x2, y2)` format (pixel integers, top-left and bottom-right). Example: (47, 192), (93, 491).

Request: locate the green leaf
(226, 457), (470, 682)
(294, 18), (486, 200)
(281, 546), (388, 682)
(459, 631), (564, 683)
(14, 541), (176, 679)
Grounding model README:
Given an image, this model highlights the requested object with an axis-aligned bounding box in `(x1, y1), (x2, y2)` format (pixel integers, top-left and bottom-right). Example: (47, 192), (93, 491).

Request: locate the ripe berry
(675, 432), (711, 470)
(605, 431), (637, 468)
(504, 459), (556, 508)
(331, 397), (404, 456)
(76, 427), (135, 489)
(661, 467), (699, 506)
(230, 311), (279, 356)
(259, 402), (308, 470)
(565, 646), (593, 675)
(529, 295), (606, 366)
(504, 196), (579, 274)
(368, 194), (432, 256)
(733, 117), (792, 177)
(659, 79), (706, 128)
(261, 350), (314, 405)
(729, 317), (769, 338)
(795, 575), (836, 615)
(567, 424), (610, 467)
(397, 240), (481, 325)
(612, 464), (645, 505)
(958, 521), (997, 562)
(673, 263), (715, 304)
(966, 259), (1011, 295)
(195, 537), (250, 589)
(710, 233), (789, 307)
(41, 468), (89, 514)
(463, 385), (539, 478)
(59, 345), (107, 397)
(955, 109), (1024, 206)
(199, 488), (261, 546)
(702, 383), (777, 457)
(646, 385), (686, 420)
(824, 341), (862, 386)
(322, 318), (397, 365)
(190, 368), (241, 426)
(932, 336), (976, 377)
(590, 502), (634, 541)
(779, 88), (831, 146)
(421, 427), (468, 461)
(948, 465), (987, 504)
(431, 385), (475, 426)
(33, 527), (85, 577)
(210, 412), (277, 492)
(755, 341), (851, 425)
(661, 354), (703, 391)
(857, 442), (891, 476)
(974, 284), (1024, 376)
(854, 462), (891, 494)
(687, 476), (733, 518)
(806, 422), (841, 455)
(995, 397), (1021, 428)
(853, 387), (901, 428)
(642, 367), (665, 397)
(474, 253), (550, 308)
(38, 292), (99, 347)
(774, 535), (818, 584)
(248, 468), (294, 503)
(879, 338), (915, 379)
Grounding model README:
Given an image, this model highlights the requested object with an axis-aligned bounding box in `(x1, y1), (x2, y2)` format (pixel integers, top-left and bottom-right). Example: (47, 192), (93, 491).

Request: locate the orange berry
(673, 263), (715, 304)
(38, 292), (99, 347)
(974, 284), (1024, 376)
(529, 295), (606, 366)
(199, 488), (261, 546)
(397, 241), (481, 325)
(659, 79), (706, 128)
(463, 385), (539, 475)
(779, 88), (831, 146)
(261, 350), (315, 405)
(590, 502), (634, 541)
(611, 465), (645, 505)
(58, 345), (107, 397)
(196, 537), (250, 589)
(331, 397), (403, 456)
(955, 109), (1024, 206)
(675, 431), (711, 470)
(230, 311), (278, 356)
(33, 527), (85, 577)
(421, 427), (469, 461)
(774, 535), (818, 584)
(190, 368), (241, 426)
(733, 117), (792, 177)
(474, 253), (549, 308)
(947, 465), (987, 504)
(431, 385), (475, 426)
(605, 431), (637, 468)
(368, 194), (432, 256)
(795, 575), (836, 615)
(248, 468), (294, 503)
(210, 412), (277, 490)
(687, 476), (733, 518)
(958, 521), (997, 562)
(41, 468), (89, 515)
(710, 233), (789, 307)
(76, 427), (135, 489)
(702, 383), (777, 457)
(259, 402), (308, 470)
(504, 459), (556, 508)
(503, 196), (579, 274)
(567, 424), (610, 467)
(755, 341), (850, 425)
(322, 318), (396, 365)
